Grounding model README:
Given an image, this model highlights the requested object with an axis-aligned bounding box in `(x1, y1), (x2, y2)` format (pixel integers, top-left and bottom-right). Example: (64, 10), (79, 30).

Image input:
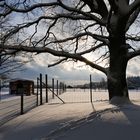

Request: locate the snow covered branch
(0, 43), (107, 74)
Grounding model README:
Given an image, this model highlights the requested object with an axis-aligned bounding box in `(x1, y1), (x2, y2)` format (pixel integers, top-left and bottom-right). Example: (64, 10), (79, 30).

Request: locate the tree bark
(106, 8), (131, 102)
(107, 62), (129, 100)
(107, 38), (129, 101)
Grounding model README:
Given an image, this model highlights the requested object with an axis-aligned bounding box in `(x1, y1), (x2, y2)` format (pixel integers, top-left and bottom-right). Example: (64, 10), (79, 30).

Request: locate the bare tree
(0, 52), (29, 78)
(0, 0), (140, 103)
(0, 16), (30, 79)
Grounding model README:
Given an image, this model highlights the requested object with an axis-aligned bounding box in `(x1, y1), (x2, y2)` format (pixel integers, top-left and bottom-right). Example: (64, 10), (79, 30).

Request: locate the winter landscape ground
(0, 90), (140, 140)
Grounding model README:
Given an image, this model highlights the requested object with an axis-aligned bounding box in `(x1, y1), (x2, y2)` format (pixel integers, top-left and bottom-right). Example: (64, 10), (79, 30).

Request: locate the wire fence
(0, 94), (37, 126)
(1, 73), (140, 126)
(48, 89), (109, 104)
(35, 74), (108, 104)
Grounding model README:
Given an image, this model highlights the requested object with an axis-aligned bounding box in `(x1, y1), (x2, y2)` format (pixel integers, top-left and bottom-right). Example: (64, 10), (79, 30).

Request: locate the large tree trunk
(107, 58), (129, 100)
(107, 37), (130, 103)
(107, 10), (131, 104)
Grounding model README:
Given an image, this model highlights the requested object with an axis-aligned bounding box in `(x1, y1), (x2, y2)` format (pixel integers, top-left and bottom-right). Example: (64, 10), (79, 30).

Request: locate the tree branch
(129, 0), (140, 15)
(0, 44), (107, 74)
(46, 32), (109, 46)
(127, 49), (140, 60)
(126, 35), (140, 41)
(0, 50), (19, 57)
(108, 0), (118, 13)
(78, 43), (105, 55)
(81, 0), (108, 20)
(126, 7), (140, 31)
(4, 0), (106, 26)
(48, 58), (68, 67)
(5, 2), (59, 13)
(61, 2), (106, 25)
(3, 14), (103, 42)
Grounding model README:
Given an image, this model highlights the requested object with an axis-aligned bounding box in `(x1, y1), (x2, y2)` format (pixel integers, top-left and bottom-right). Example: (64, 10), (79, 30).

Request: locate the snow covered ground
(0, 101), (114, 140)
(1, 88), (140, 103)
(46, 103), (140, 140)
(0, 88), (18, 101)
(0, 89), (140, 140)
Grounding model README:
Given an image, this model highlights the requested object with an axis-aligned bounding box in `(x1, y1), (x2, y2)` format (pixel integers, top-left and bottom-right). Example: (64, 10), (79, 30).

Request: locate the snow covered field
(1, 88), (140, 102)
(0, 99), (114, 140)
(1, 89), (140, 140)
(49, 89), (140, 104)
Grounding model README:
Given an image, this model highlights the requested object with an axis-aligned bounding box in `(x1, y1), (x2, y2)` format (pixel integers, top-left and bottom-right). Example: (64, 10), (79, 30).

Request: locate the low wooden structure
(9, 79), (34, 95)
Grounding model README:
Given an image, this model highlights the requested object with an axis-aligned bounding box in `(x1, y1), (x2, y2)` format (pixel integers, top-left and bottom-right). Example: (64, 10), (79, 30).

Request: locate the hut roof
(10, 78), (34, 83)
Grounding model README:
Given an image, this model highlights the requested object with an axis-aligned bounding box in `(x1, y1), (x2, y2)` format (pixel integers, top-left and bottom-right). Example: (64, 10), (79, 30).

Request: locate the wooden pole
(57, 80), (59, 95)
(40, 73), (43, 105)
(18, 82), (24, 115)
(0, 80), (1, 101)
(20, 90), (24, 115)
(64, 84), (66, 92)
(45, 74), (48, 103)
(90, 74), (92, 102)
(36, 77), (39, 106)
(52, 78), (54, 98)
(59, 82), (61, 95)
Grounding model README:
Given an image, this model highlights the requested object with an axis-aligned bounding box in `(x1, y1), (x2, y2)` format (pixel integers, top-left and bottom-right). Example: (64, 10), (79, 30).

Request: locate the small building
(9, 79), (34, 95)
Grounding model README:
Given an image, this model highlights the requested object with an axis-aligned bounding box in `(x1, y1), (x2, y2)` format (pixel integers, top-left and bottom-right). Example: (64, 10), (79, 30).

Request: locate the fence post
(59, 82), (61, 95)
(40, 73), (43, 105)
(59, 82), (62, 95)
(17, 82), (24, 115)
(52, 78), (54, 98)
(90, 74), (92, 102)
(45, 74), (48, 103)
(21, 92), (24, 115)
(62, 82), (65, 93)
(64, 84), (67, 92)
(36, 77), (39, 106)
(0, 79), (1, 101)
(57, 80), (59, 95)
(64, 84), (65, 92)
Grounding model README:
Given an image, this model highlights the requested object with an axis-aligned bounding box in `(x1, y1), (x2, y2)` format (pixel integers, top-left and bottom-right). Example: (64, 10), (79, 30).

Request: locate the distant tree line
(67, 78), (107, 90)
(127, 76), (140, 90)
(67, 76), (140, 90)
(1, 76), (140, 90)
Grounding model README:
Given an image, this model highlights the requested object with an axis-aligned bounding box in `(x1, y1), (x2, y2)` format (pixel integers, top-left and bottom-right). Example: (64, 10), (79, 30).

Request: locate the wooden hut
(9, 79), (34, 95)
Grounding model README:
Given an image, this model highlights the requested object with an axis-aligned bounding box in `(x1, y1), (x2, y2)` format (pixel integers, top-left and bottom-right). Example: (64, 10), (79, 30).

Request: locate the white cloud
(11, 52), (140, 84)
(127, 58), (140, 77)
(11, 57), (106, 85)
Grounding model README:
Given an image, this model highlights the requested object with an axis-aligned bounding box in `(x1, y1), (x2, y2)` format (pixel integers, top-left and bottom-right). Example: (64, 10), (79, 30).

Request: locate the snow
(0, 90), (140, 140)
(49, 89), (109, 104)
(110, 96), (131, 105)
(0, 88), (20, 102)
(47, 104), (140, 140)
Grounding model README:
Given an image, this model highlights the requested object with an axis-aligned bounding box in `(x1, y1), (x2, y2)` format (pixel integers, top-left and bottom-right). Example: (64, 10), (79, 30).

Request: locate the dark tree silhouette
(0, 18), (29, 78)
(0, 0), (140, 103)
(0, 52), (29, 78)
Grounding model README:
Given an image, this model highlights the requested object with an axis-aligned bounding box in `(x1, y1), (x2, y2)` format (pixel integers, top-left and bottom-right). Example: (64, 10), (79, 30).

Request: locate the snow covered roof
(10, 78), (34, 82)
